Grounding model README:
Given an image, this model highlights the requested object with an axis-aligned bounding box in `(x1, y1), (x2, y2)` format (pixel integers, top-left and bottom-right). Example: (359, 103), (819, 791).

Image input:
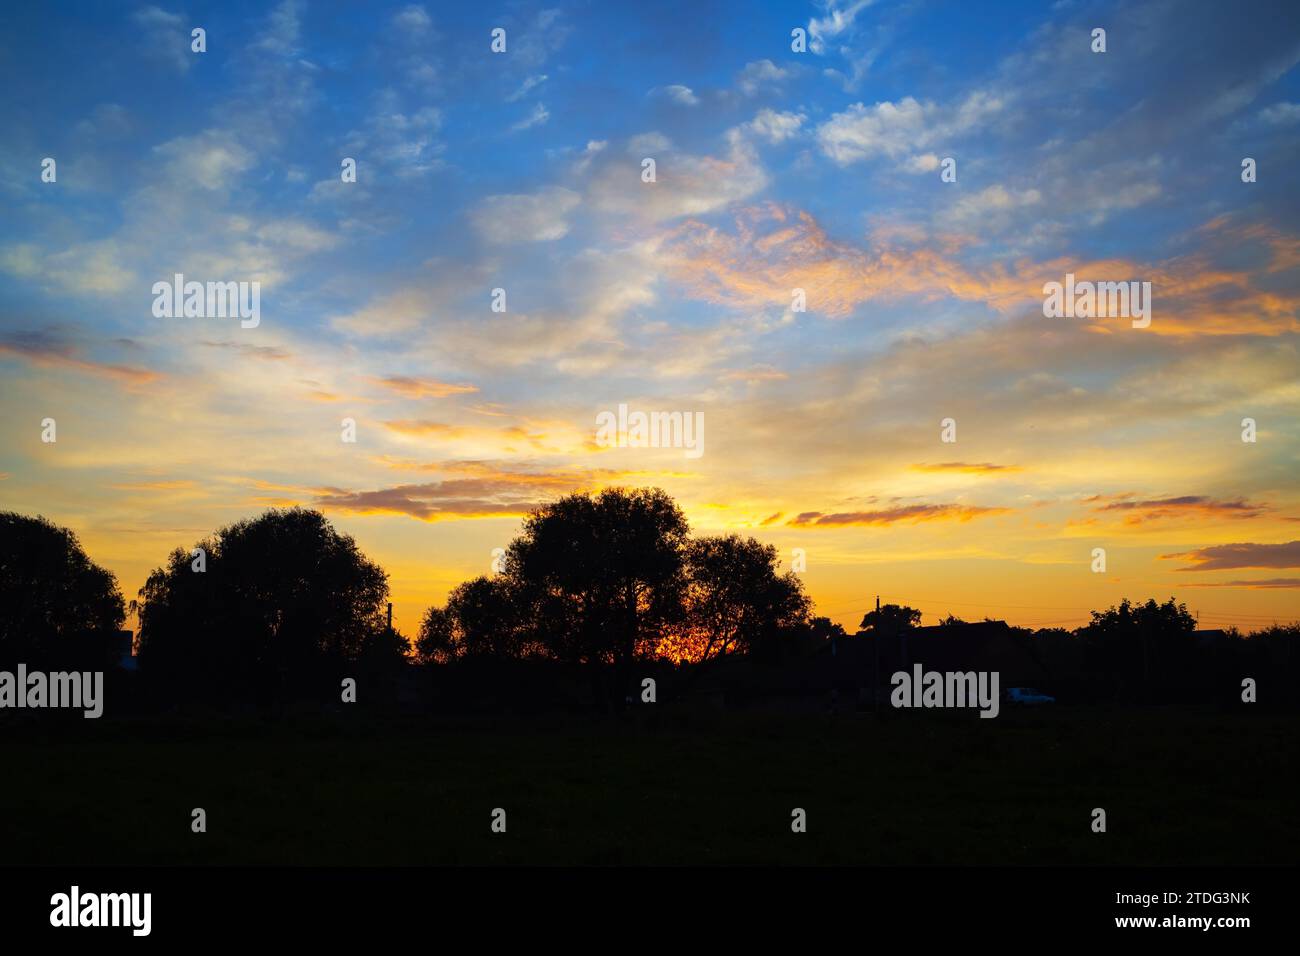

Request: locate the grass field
(2, 706), (1294, 865)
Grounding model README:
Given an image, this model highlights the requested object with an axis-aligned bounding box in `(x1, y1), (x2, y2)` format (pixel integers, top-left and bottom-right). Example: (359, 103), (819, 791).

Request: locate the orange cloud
(1162, 540), (1300, 571)
(661, 206), (1300, 337)
(788, 504), (1011, 526)
(912, 462), (1022, 474)
(369, 376), (480, 399)
(0, 331), (160, 385)
(1087, 494), (1267, 524)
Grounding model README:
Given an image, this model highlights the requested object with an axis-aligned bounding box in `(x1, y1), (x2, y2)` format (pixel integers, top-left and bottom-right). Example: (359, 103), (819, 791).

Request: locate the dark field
(3, 707), (1294, 866)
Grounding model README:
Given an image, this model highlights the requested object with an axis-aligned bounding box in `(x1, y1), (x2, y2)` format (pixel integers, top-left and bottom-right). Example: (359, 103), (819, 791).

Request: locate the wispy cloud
(1163, 541), (1300, 571)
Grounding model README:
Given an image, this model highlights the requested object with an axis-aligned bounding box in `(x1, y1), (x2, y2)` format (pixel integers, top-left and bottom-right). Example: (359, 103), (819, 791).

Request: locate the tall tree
(135, 508), (392, 705)
(0, 512), (125, 663)
(504, 488), (689, 701)
(683, 534), (811, 664)
(416, 575), (525, 663)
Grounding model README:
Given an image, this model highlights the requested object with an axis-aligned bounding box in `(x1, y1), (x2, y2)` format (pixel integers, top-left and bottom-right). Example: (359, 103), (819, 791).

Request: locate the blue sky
(2, 0), (1299, 636)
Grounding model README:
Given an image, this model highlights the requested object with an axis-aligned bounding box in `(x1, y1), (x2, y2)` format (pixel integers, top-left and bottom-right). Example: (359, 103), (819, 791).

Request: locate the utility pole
(873, 595), (881, 715)
(386, 602), (393, 635)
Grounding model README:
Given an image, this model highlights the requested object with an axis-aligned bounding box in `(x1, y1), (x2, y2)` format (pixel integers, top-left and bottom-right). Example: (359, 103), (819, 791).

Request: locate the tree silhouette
(416, 575), (525, 663)
(504, 488), (689, 668)
(859, 603), (922, 634)
(681, 534), (810, 664)
(0, 512), (124, 665)
(135, 508), (393, 707)
(1080, 597), (1197, 699)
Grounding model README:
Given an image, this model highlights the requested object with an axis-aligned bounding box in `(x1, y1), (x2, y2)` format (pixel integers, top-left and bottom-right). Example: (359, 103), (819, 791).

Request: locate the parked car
(1005, 687), (1056, 705)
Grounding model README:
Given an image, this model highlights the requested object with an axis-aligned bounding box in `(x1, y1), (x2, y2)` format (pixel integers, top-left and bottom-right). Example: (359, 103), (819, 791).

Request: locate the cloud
(587, 130), (768, 223)
(392, 4), (432, 34)
(720, 364), (789, 384)
(912, 462), (1022, 474)
(662, 204), (1300, 336)
(369, 376), (479, 398)
(745, 109), (805, 144)
(0, 329), (160, 385)
(1162, 541), (1300, 571)
(735, 59), (792, 95)
(133, 6), (189, 73)
(343, 96), (443, 177)
(470, 186), (580, 242)
(788, 504), (1011, 527)
(314, 481), (540, 521)
(661, 204), (1027, 318)
(201, 340), (292, 361)
(507, 74), (548, 102)
(816, 91), (1003, 168)
(808, 1), (876, 55)
(511, 102), (550, 131)
(1087, 495), (1268, 524)
(153, 132), (255, 191)
(653, 85), (699, 106)
(943, 186), (1043, 231)
(251, 0), (304, 57)
(1182, 578), (1300, 589)
(1258, 101), (1300, 125)
(313, 461), (662, 521)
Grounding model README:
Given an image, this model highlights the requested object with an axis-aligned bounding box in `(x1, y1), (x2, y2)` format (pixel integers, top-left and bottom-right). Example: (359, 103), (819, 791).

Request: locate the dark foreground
(2, 706), (1294, 865)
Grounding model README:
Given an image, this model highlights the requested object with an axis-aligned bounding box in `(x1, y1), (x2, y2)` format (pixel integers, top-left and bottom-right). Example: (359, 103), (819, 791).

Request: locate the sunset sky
(2, 0), (1299, 639)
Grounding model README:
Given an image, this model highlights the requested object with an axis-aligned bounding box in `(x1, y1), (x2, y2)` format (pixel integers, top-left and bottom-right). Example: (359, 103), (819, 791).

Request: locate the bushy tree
(503, 488), (689, 668)
(859, 603), (922, 635)
(681, 534), (810, 663)
(135, 508), (392, 705)
(0, 512), (124, 664)
(416, 576), (527, 663)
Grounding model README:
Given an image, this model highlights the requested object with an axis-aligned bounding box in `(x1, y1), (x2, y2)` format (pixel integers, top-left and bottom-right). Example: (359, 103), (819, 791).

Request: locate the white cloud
(902, 153), (940, 173)
(588, 130), (768, 222)
(470, 187), (582, 243)
(508, 74), (548, 102)
(343, 98), (443, 176)
(251, 0), (303, 57)
(816, 91), (1003, 167)
(1258, 101), (1300, 125)
(745, 109), (805, 144)
(153, 132), (255, 190)
(736, 59), (791, 96)
(132, 6), (189, 73)
(511, 102), (550, 131)
(808, 0), (876, 54)
(942, 185), (1042, 230)
(393, 5), (432, 34)
(654, 84), (699, 106)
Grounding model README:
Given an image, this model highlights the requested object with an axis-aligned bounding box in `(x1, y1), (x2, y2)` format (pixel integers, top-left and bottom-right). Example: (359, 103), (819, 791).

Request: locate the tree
(0, 512), (124, 664)
(135, 508), (393, 706)
(1080, 597), (1197, 699)
(681, 534), (811, 664)
(504, 488), (689, 669)
(416, 576), (526, 663)
(859, 603), (922, 634)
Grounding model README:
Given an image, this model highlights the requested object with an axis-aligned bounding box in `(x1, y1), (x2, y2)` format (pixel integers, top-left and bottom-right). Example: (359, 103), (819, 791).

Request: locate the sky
(1, 0), (1299, 639)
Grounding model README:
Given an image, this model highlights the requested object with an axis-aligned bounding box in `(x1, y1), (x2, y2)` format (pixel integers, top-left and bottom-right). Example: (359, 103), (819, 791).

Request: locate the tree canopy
(0, 511), (125, 664)
(417, 489), (814, 675)
(134, 508), (393, 703)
